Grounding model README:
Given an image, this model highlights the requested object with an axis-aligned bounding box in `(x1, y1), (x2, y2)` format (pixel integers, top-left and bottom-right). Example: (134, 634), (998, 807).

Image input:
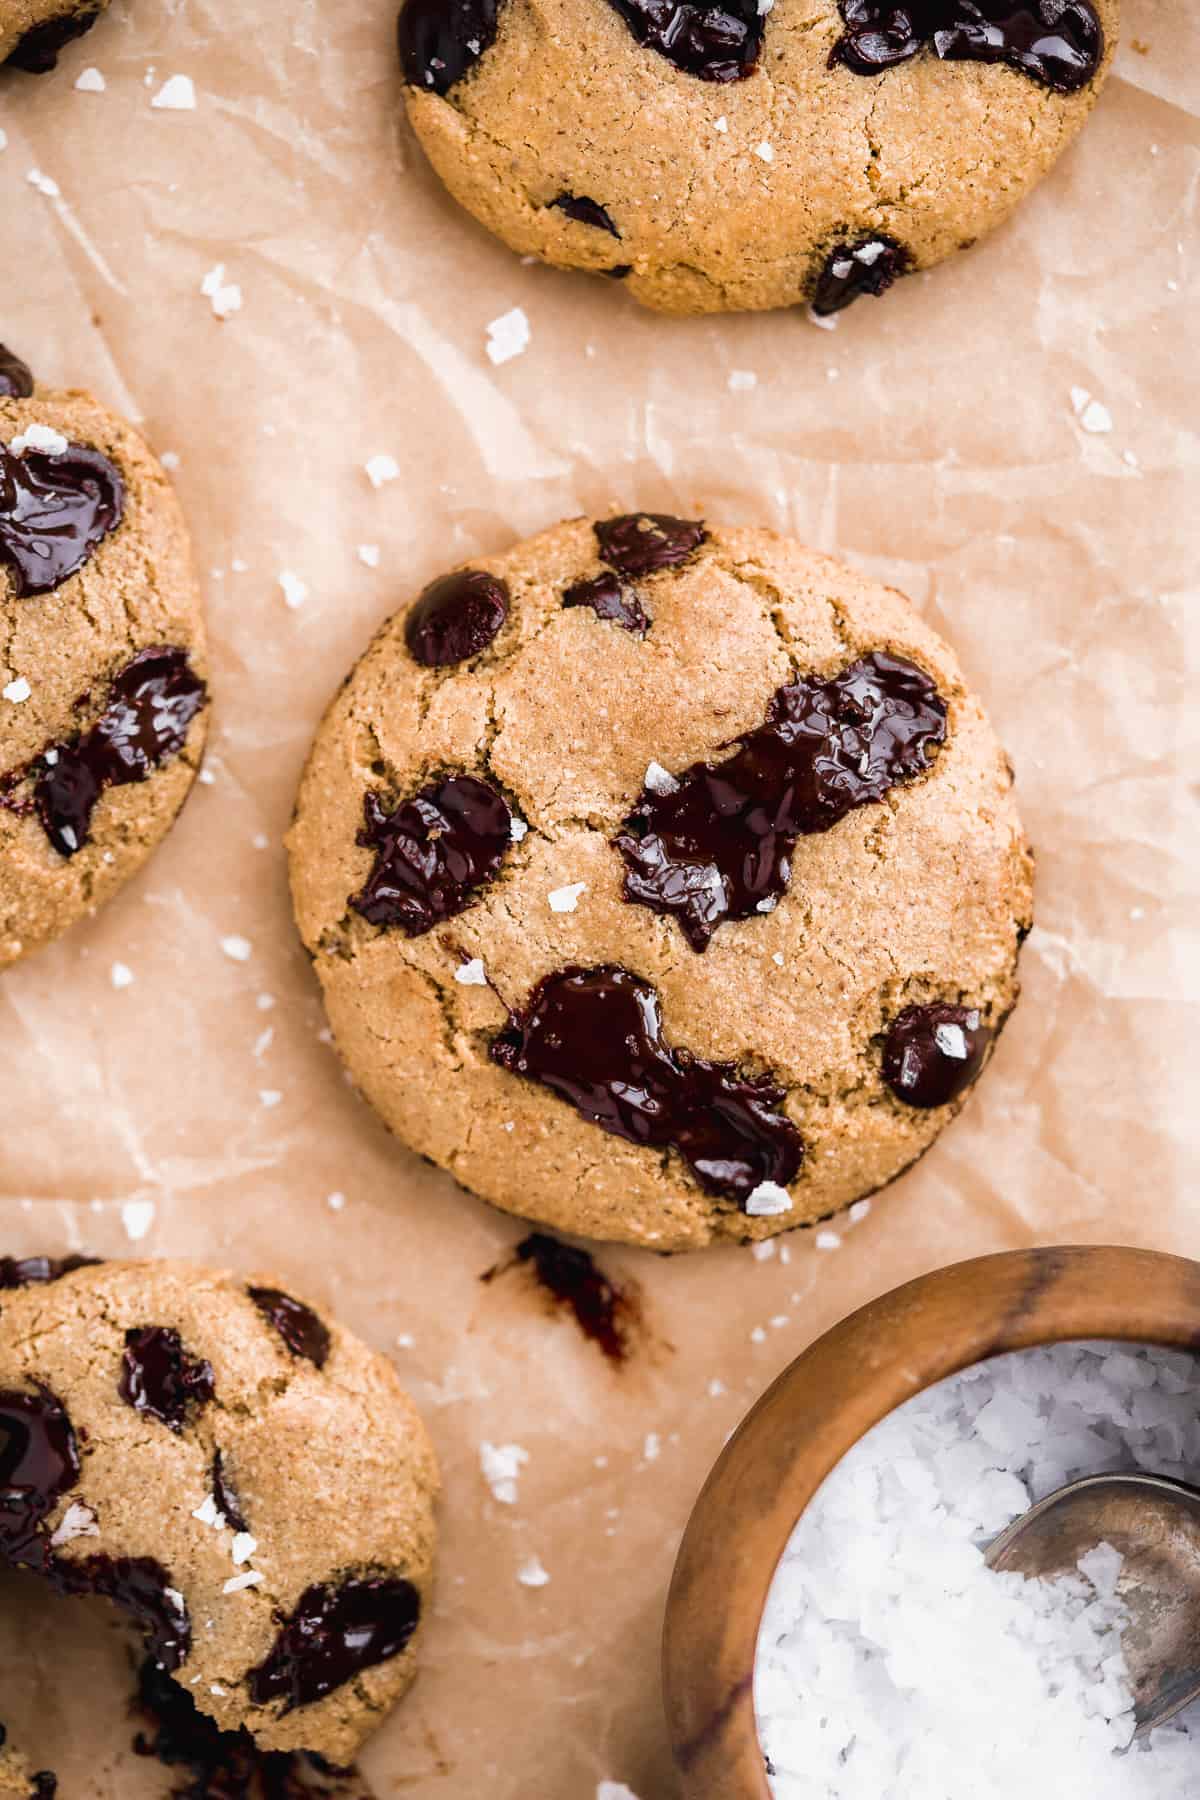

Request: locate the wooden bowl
(662, 1245), (1200, 1798)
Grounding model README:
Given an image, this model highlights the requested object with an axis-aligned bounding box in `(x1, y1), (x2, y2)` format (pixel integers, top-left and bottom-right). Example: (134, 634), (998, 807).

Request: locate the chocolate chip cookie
(0, 353), (208, 968)
(0, 0), (108, 71)
(0, 1257), (439, 1768)
(397, 0), (1117, 315)
(287, 515), (1033, 1250)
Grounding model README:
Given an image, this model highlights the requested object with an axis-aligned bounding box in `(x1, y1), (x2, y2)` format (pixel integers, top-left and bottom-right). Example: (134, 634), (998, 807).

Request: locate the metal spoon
(987, 1472), (1200, 1737)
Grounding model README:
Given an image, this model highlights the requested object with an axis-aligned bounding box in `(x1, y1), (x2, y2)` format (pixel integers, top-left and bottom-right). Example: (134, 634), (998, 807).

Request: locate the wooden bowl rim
(661, 1245), (1200, 1798)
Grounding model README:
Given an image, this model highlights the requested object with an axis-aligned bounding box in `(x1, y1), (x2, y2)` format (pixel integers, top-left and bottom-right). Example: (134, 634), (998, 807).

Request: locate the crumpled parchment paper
(1, 0), (1197, 1792)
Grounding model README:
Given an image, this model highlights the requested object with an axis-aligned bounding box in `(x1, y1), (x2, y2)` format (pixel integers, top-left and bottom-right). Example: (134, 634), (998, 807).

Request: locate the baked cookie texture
(0, 1258), (439, 1768)
(0, 1735), (47, 1799)
(0, 362), (208, 969)
(0, 0), (109, 71)
(398, 0), (1118, 316)
(288, 516), (1034, 1252)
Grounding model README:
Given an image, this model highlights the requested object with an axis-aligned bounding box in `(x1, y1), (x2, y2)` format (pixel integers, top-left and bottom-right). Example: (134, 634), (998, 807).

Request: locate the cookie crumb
(74, 66), (106, 91)
(3, 676), (32, 703)
(517, 1555), (550, 1588)
(454, 957), (487, 986)
(486, 307), (531, 366)
(152, 74), (196, 110)
(745, 1180), (792, 1217)
(548, 881), (586, 913)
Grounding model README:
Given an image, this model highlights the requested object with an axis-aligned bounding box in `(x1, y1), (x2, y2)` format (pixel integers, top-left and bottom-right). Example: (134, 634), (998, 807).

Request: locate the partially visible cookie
(0, 0), (108, 71)
(0, 1729), (52, 1798)
(398, 0), (1118, 315)
(288, 514), (1033, 1251)
(0, 352), (208, 968)
(0, 1257), (439, 1766)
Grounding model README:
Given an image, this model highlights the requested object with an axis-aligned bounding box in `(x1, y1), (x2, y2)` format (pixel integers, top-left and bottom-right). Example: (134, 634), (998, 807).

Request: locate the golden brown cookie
(0, 351), (208, 969)
(0, 1733), (49, 1799)
(0, 1256), (439, 1767)
(0, 0), (108, 71)
(287, 515), (1034, 1251)
(397, 0), (1118, 316)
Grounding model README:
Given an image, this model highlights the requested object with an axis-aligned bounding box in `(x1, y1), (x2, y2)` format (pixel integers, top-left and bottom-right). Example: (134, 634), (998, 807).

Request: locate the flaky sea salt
(1071, 386), (1114, 434)
(220, 934), (252, 962)
(480, 1441), (528, 1505)
(10, 424), (68, 456)
(644, 761), (679, 795)
(51, 1501), (99, 1545)
(230, 1532), (257, 1565)
(486, 307), (530, 366)
(454, 958), (487, 986)
(357, 543), (381, 567)
(110, 961), (134, 989)
(517, 1555), (550, 1588)
(364, 454), (399, 488)
(201, 264), (242, 319)
(548, 882), (586, 913)
(756, 1341), (1200, 1799)
(3, 677), (31, 703)
(120, 1199), (155, 1241)
(278, 569), (307, 609)
(151, 74), (196, 110)
(222, 1570), (263, 1595)
(745, 1181), (792, 1217)
(74, 67), (105, 92)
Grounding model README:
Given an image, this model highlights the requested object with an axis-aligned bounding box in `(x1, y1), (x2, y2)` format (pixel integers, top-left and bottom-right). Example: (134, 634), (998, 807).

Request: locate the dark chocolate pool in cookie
(0, 371), (208, 969)
(288, 515), (1033, 1249)
(0, 1259), (439, 1767)
(397, 0), (1117, 315)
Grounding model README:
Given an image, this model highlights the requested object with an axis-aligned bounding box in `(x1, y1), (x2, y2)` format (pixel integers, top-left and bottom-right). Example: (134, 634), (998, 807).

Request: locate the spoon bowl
(987, 1472), (1200, 1737)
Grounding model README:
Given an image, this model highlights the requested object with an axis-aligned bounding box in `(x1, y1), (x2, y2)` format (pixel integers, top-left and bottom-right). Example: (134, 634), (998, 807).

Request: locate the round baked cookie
(287, 515), (1034, 1251)
(0, 1256), (439, 1768)
(397, 0), (1118, 316)
(0, 0), (109, 71)
(0, 349), (209, 969)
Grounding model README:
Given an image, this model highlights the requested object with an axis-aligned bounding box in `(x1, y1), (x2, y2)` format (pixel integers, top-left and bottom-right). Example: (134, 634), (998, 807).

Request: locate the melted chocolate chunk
(29, 645), (206, 859)
(0, 1254), (99, 1289)
(492, 964), (802, 1203)
(831, 0), (1103, 93)
(5, 5), (99, 71)
(247, 1287), (331, 1370)
(0, 347), (34, 400)
(349, 774), (512, 934)
(212, 1450), (249, 1535)
(811, 235), (909, 316)
(248, 1576), (421, 1712)
(397, 0), (500, 94)
(119, 1327), (214, 1433)
(562, 571), (649, 635)
(603, 0), (765, 81)
(0, 1387), (79, 1575)
(59, 1554), (190, 1670)
(882, 1001), (991, 1107)
(0, 439), (123, 598)
(404, 569), (509, 667)
(492, 1233), (638, 1364)
(616, 651), (946, 952)
(593, 512), (706, 578)
(133, 1657), (370, 1800)
(30, 1775), (58, 1799)
(551, 193), (620, 237)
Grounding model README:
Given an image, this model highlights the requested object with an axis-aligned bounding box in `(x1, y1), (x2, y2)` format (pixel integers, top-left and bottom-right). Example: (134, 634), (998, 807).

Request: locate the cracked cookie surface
(0, 377), (208, 969)
(397, 0), (1118, 315)
(0, 1258), (438, 1767)
(287, 516), (1033, 1250)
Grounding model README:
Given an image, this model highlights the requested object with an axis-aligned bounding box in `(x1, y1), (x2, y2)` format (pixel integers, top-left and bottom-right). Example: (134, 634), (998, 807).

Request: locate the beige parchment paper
(1, 0), (1198, 1792)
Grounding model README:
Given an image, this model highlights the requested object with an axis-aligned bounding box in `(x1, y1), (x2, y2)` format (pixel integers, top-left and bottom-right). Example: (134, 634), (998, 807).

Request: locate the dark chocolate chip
(4, 5), (100, 72)
(28, 646), (206, 859)
(397, 0), (500, 94)
(511, 1233), (638, 1364)
(212, 1450), (249, 1535)
(551, 193), (620, 237)
(593, 512), (707, 578)
(616, 650), (947, 952)
(0, 1387), (79, 1576)
(349, 774), (512, 934)
(811, 235), (909, 316)
(0, 1254), (99, 1289)
(604, 264), (634, 280)
(404, 569), (509, 668)
(247, 1286), (332, 1369)
(882, 1001), (991, 1107)
(30, 1775), (58, 1799)
(60, 1554), (191, 1671)
(830, 0), (1103, 93)
(492, 964), (803, 1204)
(561, 571), (649, 635)
(602, 0), (765, 82)
(248, 1575), (421, 1711)
(0, 438), (123, 598)
(0, 347), (34, 400)
(119, 1327), (214, 1433)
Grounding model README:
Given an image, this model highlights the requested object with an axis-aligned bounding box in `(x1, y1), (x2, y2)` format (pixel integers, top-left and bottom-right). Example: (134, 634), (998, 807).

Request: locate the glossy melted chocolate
(403, 568), (509, 667)
(593, 512), (706, 578)
(831, 0), (1103, 93)
(0, 346), (34, 399)
(616, 651), (947, 951)
(119, 1327), (215, 1433)
(561, 571), (649, 635)
(0, 1387), (79, 1575)
(811, 236), (909, 316)
(492, 964), (803, 1204)
(552, 193), (620, 236)
(602, 0), (765, 81)
(510, 1232), (637, 1364)
(0, 438), (123, 597)
(31, 646), (207, 858)
(350, 774), (512, 935)
(247, 1287), (331, 1369)
(882, 1001), (991, 1107)
(0, 1254), (98, 1288)
(397, 0), (500, 93)
(248, 1576), (422, 1712)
